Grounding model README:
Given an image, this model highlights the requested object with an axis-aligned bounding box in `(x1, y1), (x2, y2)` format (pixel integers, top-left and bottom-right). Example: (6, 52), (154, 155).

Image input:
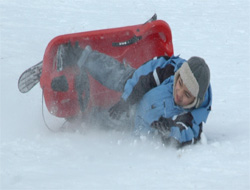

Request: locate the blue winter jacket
(122, 56), (212, 146)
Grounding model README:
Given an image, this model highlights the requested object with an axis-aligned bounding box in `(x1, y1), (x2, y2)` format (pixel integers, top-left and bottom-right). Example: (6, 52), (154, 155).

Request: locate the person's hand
(109, 99), (129, 120)
(151, 116), (174, 136)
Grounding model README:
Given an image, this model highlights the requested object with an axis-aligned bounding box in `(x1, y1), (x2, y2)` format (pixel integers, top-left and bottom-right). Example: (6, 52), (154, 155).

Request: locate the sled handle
(112, 13), (157, 47)
(112, 35), (142, 47)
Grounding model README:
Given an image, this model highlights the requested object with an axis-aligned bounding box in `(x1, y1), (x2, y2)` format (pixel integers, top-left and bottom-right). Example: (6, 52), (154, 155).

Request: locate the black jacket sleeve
(126, 56), (174, 105)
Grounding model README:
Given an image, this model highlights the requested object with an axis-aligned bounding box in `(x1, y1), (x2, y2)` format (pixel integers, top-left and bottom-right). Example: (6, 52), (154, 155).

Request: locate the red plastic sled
(40, 19), (174, 120)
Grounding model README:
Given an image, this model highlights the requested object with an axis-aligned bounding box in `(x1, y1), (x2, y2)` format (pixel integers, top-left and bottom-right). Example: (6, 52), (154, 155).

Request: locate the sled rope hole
(41, 89), (68, 132)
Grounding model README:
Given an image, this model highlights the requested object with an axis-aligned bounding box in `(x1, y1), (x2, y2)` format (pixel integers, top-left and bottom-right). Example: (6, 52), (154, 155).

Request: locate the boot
(56, 42), (83, 71)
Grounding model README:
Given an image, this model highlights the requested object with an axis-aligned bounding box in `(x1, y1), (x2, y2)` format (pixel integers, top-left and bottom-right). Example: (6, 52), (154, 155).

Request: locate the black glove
(109, 99), (129, 120)
(151, 116), (175, 136)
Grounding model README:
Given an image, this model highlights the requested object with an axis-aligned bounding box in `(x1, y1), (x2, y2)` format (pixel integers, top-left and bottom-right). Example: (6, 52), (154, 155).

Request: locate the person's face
(174, 76), (195, 107)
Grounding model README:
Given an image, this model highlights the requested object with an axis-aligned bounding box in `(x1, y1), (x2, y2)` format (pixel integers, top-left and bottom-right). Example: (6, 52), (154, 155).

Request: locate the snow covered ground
(1, 0), (250, 189)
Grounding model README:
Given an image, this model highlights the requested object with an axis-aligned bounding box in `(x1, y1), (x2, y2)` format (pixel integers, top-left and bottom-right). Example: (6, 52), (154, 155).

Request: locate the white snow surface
(1, 0), (250, 189)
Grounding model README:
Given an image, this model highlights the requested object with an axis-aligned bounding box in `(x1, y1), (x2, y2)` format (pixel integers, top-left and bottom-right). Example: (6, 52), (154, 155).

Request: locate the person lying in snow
(57, 42), (212, 147)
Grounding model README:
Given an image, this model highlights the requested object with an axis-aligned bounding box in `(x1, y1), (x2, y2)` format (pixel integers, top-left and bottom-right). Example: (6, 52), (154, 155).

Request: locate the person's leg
(77, 46), (135, 92)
